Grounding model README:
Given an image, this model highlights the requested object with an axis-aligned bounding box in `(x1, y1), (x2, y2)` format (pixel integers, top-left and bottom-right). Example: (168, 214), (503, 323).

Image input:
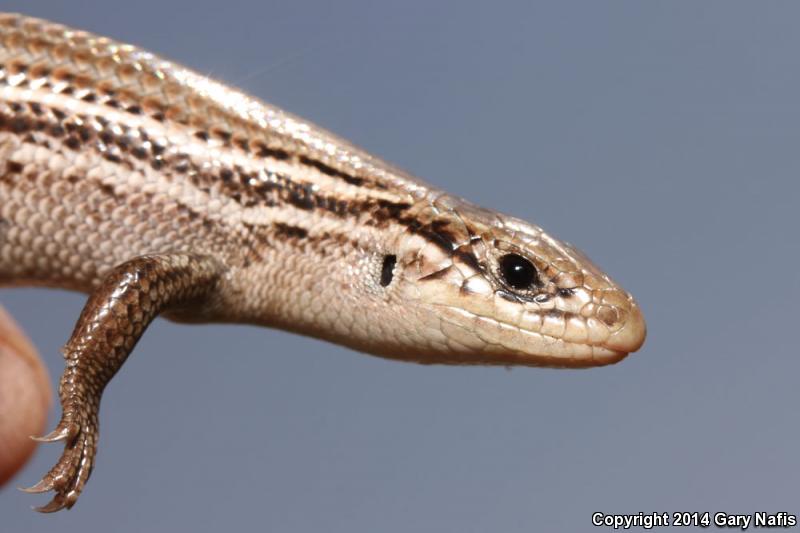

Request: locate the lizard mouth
(432, 303), (644, 368)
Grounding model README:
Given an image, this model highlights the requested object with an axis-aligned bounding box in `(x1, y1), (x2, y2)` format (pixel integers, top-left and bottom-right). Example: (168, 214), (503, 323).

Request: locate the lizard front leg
(22, 253), (224, 512)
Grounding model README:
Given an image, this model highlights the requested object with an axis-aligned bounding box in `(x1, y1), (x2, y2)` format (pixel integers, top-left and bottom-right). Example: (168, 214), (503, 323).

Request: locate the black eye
(499, 253), (539, 290)
(380, 254), (397, 287)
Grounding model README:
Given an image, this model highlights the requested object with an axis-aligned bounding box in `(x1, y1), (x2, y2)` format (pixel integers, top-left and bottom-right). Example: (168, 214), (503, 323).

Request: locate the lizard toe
(26, 412), (98, 512)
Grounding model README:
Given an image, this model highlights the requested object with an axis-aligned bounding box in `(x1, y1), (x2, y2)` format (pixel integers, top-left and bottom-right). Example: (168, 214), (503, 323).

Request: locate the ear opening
(380, 255), (397, 287)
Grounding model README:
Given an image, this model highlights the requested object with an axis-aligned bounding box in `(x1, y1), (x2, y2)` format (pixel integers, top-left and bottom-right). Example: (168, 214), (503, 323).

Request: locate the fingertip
(0, 306), (52, 485)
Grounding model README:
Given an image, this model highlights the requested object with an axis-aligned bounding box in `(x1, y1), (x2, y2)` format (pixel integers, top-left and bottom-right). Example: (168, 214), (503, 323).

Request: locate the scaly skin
(0, 13), (646, 511)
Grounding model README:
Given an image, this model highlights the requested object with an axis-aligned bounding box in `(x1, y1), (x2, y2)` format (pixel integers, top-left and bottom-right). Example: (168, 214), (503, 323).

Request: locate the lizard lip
(430, 302), (645, 367)
(603, 301), (647, 354)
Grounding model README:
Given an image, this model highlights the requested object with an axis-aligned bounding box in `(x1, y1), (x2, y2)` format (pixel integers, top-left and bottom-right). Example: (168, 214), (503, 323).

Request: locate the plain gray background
(1, 1), (798, 532)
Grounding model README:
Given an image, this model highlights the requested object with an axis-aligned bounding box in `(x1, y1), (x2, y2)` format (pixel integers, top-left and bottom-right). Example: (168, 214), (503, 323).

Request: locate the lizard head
(374, 194), (646, 368)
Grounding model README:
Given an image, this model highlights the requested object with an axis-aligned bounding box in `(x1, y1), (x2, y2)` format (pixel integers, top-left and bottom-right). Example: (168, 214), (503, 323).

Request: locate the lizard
(0, 13), (646, 512)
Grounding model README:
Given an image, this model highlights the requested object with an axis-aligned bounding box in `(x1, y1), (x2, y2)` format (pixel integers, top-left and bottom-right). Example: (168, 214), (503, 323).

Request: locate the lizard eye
(498, 253), (539, 290)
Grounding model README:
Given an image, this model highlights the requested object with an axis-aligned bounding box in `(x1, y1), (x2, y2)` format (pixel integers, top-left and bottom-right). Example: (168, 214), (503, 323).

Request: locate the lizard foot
(21, 409), (98, 513)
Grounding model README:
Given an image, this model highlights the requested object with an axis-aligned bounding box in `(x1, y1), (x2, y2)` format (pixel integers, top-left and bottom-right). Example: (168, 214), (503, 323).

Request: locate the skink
(0, 13), (646, 512)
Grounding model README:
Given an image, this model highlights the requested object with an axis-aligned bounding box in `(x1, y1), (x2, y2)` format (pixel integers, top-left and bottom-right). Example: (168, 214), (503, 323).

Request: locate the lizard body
(0, 13), (645, 511)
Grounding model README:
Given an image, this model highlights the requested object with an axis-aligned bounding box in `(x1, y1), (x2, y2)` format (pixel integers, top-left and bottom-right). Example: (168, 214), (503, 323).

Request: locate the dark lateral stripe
(242, 221), (362, 254)
(299, 155), (365, 187)
(0, 103), (417, 221)
(395, 215), (484, 270)
(0, 105), (295, 209)
(273, 222), (308, 239)
(193, 129), (291, 161)
(0, 62), (397, 192)
(298, 155), (390, 191)
(0, 102), (475, 260)
(401, 218), (455, 251)
(0, 62), (293, 164)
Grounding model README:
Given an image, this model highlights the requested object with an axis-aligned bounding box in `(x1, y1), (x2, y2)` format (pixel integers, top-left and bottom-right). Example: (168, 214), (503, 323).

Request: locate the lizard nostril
(604, 302), (647, 353)
(597, 306), (622, 328)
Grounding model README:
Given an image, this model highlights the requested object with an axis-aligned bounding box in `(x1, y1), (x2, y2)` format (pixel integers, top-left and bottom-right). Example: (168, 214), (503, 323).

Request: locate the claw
(30, 424), (74, 443)
(24, 414), (98, 512)
(19, 478), (54, 494)
(33, 494), (68, 514)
